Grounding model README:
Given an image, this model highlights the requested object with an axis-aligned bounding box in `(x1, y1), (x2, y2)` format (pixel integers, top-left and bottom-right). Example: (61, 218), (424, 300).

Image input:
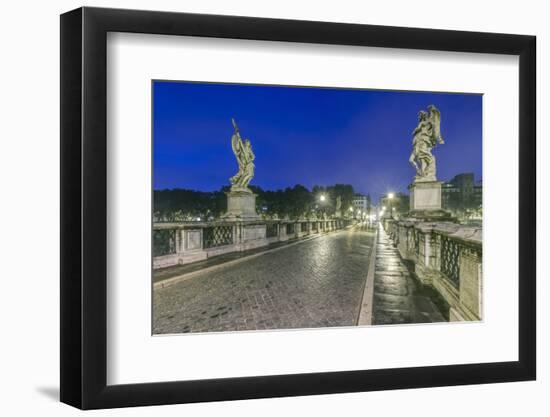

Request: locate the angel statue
(229, 118), (255, 192)
(409, 105), (445, 182)
(334, 196), (342, 218)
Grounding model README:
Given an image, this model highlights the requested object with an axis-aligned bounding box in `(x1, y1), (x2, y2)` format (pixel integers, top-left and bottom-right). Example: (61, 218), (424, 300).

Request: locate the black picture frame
(60, 6), (536, 410)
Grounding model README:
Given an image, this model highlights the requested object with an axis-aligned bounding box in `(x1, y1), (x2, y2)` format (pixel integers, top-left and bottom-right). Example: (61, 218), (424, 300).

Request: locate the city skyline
(153, 81), (482, 200)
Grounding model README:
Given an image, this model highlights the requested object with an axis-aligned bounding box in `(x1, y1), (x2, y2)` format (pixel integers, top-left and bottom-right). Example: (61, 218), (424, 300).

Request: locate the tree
(154, 183), (355, 221)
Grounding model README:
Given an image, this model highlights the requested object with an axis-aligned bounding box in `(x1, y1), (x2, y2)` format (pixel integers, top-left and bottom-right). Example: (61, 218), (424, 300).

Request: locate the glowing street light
(319, 194), (326, 202)
(388, 192), (395, 219)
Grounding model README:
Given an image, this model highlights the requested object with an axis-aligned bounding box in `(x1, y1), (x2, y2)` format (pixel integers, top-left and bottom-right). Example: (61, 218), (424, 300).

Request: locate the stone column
(176, 229), (185, 253)
(397, 224), (408, 258)
(458, 245), (483, 319)
(279, 222), (287, 241)
(414, 228), (430, 284)
(184, 229), (203, 252)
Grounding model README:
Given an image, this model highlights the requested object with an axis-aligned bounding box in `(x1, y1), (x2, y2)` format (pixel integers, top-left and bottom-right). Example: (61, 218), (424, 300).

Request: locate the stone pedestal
(222, 190), (260, 221)
(408, 180), (452, 220)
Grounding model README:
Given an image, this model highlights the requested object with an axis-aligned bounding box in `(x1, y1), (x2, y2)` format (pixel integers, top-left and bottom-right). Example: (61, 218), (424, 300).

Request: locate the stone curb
(357, 227), (379, 326)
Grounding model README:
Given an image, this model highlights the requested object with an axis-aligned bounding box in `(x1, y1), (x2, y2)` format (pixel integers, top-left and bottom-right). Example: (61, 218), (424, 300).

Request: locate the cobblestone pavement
(372, 224), (447, 325)
(154, 227), (375, 334)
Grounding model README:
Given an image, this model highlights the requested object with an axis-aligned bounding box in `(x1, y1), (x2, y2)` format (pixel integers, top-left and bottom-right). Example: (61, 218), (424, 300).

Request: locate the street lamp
(388, 192), (395, 219)
(317, 194), (327, 219)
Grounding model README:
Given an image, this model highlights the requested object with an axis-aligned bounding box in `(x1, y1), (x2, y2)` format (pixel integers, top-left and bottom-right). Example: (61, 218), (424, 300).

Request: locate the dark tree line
(154, 183), (356, 221)
(153, 188), (228, 221)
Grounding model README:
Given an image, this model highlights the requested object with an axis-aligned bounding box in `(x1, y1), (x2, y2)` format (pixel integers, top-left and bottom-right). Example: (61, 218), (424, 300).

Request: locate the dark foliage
(154, 183), (356, 221)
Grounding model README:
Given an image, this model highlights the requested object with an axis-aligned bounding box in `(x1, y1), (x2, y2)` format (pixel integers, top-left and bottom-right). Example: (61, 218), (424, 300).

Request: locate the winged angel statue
(409, 105), (444, 182)
(335, 196), (342, 212)
(229, 118), (255, 192)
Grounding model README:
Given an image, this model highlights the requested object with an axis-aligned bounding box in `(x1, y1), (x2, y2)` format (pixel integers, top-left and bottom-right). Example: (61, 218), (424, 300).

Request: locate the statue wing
(232, 134), (248, 169)
(428, 105), (442, 143)
(247, 141), (255, 161)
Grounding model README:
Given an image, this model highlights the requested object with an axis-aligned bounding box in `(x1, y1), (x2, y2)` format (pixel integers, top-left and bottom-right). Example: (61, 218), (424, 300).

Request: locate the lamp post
(367, 201), (372, 228)
(387, 192), (395, 219)
(318, 194), (326, 218)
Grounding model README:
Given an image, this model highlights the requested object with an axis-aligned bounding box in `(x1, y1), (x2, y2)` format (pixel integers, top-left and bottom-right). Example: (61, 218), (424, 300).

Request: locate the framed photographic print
(60, 6), (536, 409)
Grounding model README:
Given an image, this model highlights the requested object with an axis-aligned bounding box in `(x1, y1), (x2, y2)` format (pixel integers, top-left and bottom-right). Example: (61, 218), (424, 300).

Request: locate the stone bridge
(152, 217), (482, 333)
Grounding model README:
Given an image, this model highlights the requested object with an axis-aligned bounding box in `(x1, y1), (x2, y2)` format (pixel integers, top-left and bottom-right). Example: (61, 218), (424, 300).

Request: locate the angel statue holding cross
(229, 118), (255, 192)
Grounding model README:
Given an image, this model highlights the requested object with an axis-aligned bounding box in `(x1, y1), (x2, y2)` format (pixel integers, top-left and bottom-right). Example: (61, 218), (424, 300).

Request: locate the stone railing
(383, 218), (482, 321)
(153, 218), (351, 270)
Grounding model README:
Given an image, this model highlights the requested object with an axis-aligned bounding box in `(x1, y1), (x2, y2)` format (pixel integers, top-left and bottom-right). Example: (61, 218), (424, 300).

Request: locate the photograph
(0, 0), (542, 413)
(152, 81), (483, 335)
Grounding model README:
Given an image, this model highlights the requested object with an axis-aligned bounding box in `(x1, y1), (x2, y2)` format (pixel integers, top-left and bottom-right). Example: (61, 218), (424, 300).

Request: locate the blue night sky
(153, 81), (482, 201)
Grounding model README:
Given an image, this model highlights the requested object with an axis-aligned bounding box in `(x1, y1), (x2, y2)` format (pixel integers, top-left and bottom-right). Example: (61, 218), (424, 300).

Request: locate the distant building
(352, 194), (370, 211)
(474, 179), (482, 206)
(442, 173), (482, 217)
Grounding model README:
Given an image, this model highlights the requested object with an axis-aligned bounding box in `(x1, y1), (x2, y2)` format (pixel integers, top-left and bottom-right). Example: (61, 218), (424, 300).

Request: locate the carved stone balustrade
(153, 218), (353, 270)
(383, 218), (482, 321)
